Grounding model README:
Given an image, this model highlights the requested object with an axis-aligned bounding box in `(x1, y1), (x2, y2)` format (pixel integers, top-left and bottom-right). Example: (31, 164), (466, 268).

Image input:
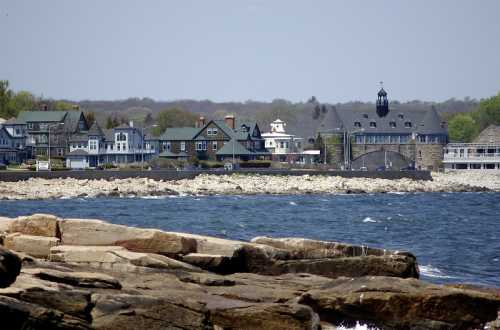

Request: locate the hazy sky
(1, 0), (499, 103)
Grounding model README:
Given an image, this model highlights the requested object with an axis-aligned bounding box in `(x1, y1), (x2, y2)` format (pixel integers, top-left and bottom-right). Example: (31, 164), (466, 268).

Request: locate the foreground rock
(0, 214), (498, 329)
(0, 246), (21, 287)
(4, 233), (60, 258)
(298, 276), (499, 330)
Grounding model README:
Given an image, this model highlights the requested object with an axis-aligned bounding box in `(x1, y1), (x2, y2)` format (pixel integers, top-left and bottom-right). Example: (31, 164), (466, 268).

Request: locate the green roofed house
(158, 116), (270, 162)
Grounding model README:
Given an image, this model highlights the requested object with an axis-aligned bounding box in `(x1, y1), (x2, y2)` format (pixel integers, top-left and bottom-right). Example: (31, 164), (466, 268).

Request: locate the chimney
(224, 115), (235, 129)
(196, 116), (206, 128)
(129, 120), (134, 128)
(41, 104), (48, 111)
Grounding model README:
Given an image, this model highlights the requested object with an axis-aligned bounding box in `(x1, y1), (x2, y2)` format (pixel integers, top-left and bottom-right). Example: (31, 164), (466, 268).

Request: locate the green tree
(9, 91), (36, 115)
(472, 92), (500, 130)
(448, 114), (479, 142)
(0, 80), (14, 118)
(54, 100), (75, 111)
(156, 107), (198, 132)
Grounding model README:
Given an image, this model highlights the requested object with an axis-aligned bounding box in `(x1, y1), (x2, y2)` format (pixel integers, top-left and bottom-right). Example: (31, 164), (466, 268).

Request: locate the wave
(289, 201), (298, 206)
(362, 217), (377, 223)
(335, 322), (377, 330)
(419, 265), (455, 279)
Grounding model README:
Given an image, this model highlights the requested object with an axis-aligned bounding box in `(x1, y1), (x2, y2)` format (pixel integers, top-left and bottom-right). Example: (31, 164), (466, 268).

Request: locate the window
(77, 143), (82, 149)
(196, 141), (207, 151)
(369, 121), (377, 128)
(116, 133), (127, 141)
(398, 114), (404, 120)
(390, 135), (399, 143)
(404, 122), (412, 128)
(207, 128), (213, 135)
(363, 114), (369, 119)
(389, 121), (396, 128)
(212, 128), (218, 135)
(280, 142), (285, 148)
(166, 142), (171, 151)
(212, 141), (217, 151)
(57, 148), (64, 156)
(123, 143), (127, 150)
(180, 141), (186, 151)
(89, 140), (97, 150)
(110, 144), (114, 150)
(117, 143), (120, 151)
(354, 122), (361, 128)
(355, 135), (364, 144)
(400, 135), (410, 143)
(15, 128), (20, 135)
(28, 123), (33, 129)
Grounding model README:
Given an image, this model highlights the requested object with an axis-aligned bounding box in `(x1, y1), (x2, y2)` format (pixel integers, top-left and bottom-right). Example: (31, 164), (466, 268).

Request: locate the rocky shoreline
(0, 214), (499, 329)
(0, 171), (499, 200)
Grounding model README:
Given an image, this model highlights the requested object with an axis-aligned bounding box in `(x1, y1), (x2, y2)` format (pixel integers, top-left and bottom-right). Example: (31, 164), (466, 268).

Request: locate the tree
(155, 107), (198, 132)
(9, 91), (36, 115)
(85, 111), (96, 126)
(313, 133), (325, 163)
(472, 93), (500, 130)
(144, 112), (154, 126)
(312, 104), (321, 119)
(0, 80), (14, 118)
(448, 114), (479, 142)
(54, 100), (75, 111)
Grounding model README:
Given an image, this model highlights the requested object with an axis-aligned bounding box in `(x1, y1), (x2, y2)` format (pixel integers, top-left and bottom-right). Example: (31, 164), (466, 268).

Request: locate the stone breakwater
(1, 170), (499, 200)
(0, 213), (499, 329)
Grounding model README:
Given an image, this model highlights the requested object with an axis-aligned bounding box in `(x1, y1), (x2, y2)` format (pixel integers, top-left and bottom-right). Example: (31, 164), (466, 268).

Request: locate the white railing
(443, 153), (500, 162)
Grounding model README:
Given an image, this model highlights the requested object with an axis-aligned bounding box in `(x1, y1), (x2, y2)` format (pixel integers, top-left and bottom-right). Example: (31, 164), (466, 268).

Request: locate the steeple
(376, 82), (389, 117)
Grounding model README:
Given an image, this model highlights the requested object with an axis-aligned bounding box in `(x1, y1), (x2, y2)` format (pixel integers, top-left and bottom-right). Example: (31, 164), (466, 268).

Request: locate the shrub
(239, 160), (271, 168)
(199, 160), (224, 169)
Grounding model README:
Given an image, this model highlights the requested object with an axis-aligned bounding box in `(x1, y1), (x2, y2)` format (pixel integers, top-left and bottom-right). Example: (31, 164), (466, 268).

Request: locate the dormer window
(363, 114), (369, 119)
(369, 121), (377, 128)
(398, 114), (404, 120)
(404, 122), (412, 128)
(389, 121), (396, 128)
(240, 124), (249, 132)
(354, 122), (362, 128)
(440, 122), (446, 128)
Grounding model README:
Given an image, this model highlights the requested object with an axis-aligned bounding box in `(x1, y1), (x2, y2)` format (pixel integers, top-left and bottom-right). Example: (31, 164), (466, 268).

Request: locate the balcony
(443, 152), (500, 163)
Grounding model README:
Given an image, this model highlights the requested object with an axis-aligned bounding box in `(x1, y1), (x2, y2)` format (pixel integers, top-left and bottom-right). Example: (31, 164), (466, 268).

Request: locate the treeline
(444, 93), (500, 142)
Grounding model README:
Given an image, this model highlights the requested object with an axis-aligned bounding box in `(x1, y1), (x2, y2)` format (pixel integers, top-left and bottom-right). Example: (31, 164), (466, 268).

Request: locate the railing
(443, 153), (500, 162)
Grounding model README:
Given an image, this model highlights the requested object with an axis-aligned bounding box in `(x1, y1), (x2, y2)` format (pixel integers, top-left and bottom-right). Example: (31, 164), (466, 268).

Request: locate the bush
(148, 158), (187, 169)
(199, 160), (224, 169)
(239, 160), (271, 168)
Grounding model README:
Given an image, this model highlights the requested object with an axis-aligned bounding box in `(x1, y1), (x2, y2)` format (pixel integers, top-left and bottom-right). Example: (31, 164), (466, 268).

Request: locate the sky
(0, 0), (499, 103)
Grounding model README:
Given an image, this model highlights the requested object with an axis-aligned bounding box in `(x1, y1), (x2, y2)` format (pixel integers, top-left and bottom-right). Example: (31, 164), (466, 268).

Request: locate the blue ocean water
(0, 192), (499, 287)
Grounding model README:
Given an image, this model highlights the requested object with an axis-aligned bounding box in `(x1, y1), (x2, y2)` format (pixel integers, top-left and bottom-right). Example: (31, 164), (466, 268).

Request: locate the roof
(69, 134), (89, 142)
(318, 106), (447, 135)
(88, 122), (104, 136)
(3, 117), (25, 125)
(317, 106), (344, 134)
(66, 149), (89, 156)
(63, 111), (86, 133)
(473, 125), (500, 144)
(216, 140), (256, 156)
(160, 127), (198, 141)
(418, 106), (447, 134)
(378, 88), (387, 97)
(158, 151), (189, 158)
(211, 119), (260, 140)
(115, 123), (131, 129)
(17, 111), (67, 123)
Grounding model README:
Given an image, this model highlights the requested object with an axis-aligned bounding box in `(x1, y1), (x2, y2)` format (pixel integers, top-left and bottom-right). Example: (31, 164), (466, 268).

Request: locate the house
(262, 118), (319, 164)
(318, 86), (448, 170)
(0, 117), (28, 163)
(66, 121), (159, 169)
(159, 115), (270, 162)
(443, 125), (500, 171)
(16, 110), (89, 159)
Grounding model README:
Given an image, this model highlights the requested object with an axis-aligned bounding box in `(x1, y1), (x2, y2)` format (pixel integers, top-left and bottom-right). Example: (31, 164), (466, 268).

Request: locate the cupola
(376, 82), (389, 117)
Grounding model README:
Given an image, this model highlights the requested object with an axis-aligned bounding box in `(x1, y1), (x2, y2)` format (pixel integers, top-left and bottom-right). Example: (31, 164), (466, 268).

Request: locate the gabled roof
(158, 150), (189, 158)
(88, 122), (104, 136)
(211, 119), (261, 140)
(216, 140), (255, 156)
(63, 111), (86, 133)
(473, 125), (500, 144)
(417, 106), (446, 134)
(66, 149), (89, 156)
(17, 111), (67, 123)
(160, 127), (199, 141)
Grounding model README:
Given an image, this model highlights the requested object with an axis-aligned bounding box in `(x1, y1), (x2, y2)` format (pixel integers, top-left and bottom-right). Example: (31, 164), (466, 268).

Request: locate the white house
(262, 118), (318, 164)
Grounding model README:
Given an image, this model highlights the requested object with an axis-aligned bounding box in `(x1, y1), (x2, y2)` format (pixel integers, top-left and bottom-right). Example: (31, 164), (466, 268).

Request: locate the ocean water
(0, 192), (499, 287)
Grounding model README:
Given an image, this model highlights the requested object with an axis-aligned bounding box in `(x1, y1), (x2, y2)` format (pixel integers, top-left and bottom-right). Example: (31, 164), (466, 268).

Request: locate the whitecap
(362, 217), (377, 223)
(289, 201), (298, 206)
(419, 265), (455, 279)
(336, 322), (374, 330)
(139, 195), (168, 200)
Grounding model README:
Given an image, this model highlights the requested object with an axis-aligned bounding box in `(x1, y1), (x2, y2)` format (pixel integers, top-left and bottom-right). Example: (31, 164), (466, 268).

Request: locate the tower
(376, 82), (389, 117)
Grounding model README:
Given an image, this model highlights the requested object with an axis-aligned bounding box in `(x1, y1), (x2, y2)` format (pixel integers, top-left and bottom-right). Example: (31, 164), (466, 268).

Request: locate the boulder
(59, 219), (196, 256)
(91, 293), (208, 330)
(23, 268), (122, 289)
(49, 245), (200, 272)
(9, 214), (60, 237)
(0, 295), (91, 329)
(0, 216), (14, 233)
(251, 236), (414, 259)
(234, 244), (417, 279)
(176, 233), (247, 256)
(209, 303), (320, 330)
(182, 253), (238, 274)
(0, 246), (21, 287)
(298, 276), (500, 330)
(3, 233), (60, 258)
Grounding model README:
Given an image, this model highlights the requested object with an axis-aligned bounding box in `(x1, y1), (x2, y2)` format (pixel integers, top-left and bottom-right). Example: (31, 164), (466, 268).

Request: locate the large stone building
(318, 87), (448, 170)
